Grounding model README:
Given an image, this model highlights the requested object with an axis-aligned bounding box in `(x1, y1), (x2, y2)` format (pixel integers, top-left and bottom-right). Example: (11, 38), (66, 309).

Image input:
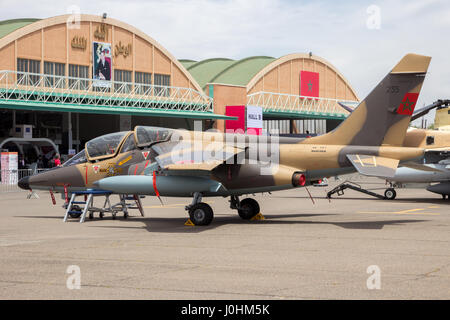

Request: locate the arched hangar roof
(180, 56), (276, 91)
(180, 53), (359, 101)
(0, 15), (204, 93)
(0, 18), (40, 39)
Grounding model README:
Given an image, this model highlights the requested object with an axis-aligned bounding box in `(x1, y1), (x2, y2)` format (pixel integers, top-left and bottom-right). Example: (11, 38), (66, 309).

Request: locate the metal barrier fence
(0, 169), (47, 193)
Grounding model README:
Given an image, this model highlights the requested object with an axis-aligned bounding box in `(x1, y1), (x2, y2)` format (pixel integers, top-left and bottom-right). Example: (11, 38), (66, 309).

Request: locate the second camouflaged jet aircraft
(19, 53), (431, 225)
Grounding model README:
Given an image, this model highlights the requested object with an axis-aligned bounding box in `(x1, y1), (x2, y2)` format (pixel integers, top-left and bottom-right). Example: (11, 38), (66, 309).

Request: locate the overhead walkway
(0, 70), (234, 120)
(247, 91), (359, 120)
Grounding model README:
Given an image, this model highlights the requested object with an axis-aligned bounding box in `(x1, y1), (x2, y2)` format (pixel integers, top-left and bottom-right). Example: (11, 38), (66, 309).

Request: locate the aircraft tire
(189, 203), (213, 226)
(69, 212), (82, 219)
(238, 198), (260, 220)
(384, 188), (396, 200)
(69, 205), (82, 219)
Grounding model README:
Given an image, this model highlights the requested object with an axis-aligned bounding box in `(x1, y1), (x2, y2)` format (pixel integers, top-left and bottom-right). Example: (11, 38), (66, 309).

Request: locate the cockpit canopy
(134, 126), (172, 147)
(62, 149), (87, 167)
(85, 131), (129, 160)
(62, 126), (174, 164)
(79, 126), (173, 162)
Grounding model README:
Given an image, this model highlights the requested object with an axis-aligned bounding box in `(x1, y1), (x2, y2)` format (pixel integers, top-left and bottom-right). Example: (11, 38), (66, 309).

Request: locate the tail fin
(303, 53), (431, 146)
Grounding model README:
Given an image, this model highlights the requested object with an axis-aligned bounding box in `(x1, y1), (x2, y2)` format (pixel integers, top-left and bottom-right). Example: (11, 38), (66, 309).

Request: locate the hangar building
(0, 14), (359, 164)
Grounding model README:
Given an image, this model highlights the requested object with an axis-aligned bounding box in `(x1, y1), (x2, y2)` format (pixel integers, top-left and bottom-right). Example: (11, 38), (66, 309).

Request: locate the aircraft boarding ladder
(326, 181), (387, 200)
(63, 190), (145, 223)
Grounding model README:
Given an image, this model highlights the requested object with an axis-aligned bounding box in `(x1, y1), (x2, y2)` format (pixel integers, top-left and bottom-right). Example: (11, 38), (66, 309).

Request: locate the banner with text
(246, 105), (263, 135)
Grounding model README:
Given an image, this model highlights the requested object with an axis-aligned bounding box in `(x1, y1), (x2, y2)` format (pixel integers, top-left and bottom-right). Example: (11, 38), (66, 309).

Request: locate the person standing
(54, 153), (61, 167)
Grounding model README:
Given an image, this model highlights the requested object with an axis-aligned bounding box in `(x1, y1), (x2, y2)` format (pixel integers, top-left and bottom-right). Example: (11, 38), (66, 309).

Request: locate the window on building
(69, 64), (89, 90)
(44, 61), (65, 88)
(114, 69), (132, 93)
(154, 74), (170, 97)
(17, 58), (41, 86)
(135, 71), (152, 95)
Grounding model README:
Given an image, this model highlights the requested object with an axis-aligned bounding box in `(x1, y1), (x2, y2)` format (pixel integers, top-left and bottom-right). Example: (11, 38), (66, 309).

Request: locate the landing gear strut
(230, 195), (260, 220)
(185, 192), (214, 226)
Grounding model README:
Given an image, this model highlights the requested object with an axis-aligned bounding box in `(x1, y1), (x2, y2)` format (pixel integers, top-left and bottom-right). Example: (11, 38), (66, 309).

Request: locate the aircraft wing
(400, 162), (446, 172)
(347, 154), (399, 178)
(155, 143), (245, 175)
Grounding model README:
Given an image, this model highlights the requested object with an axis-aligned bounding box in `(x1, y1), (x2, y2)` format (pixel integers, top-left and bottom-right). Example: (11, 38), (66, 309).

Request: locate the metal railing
(247, 91), (359, 118)
(0, 169), (47, 193)
(0, 70), (213, 113)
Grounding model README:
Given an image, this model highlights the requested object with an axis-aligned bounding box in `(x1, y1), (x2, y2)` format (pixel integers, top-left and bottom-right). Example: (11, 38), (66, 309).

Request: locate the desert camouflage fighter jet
(19, 53), (431, 225)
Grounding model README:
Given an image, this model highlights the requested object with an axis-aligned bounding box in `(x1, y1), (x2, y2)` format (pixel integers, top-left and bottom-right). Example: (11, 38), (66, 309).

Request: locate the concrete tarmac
(0, 177), (449, 299)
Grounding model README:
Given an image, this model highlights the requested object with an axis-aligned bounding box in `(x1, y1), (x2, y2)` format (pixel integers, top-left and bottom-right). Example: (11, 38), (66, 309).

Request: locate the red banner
(225, 105), (246, 134)
(300, 71), (319, 97)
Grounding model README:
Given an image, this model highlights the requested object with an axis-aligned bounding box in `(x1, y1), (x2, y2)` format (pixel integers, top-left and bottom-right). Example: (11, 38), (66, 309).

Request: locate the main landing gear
(230, 195), (260, 220)
(184, 193), (262, 226)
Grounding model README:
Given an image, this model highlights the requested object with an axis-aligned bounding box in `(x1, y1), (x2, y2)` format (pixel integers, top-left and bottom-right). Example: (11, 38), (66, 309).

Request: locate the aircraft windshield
(86, 131), (128, 159)
(62, 149), (87, 167)
(135, 126), (171, 147)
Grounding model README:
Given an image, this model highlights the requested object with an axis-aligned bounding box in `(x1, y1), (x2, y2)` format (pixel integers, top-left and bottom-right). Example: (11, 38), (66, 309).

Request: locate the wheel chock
(184, 219), (195, 226)
(250, 213), (265, 221)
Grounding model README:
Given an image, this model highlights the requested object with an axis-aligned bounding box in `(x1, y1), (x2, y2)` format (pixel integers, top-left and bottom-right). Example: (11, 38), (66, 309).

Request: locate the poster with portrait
(92, 41), (112, 88)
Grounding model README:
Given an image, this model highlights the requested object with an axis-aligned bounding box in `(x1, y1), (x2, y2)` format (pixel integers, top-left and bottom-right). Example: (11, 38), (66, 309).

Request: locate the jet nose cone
(18, 176), (30, 190)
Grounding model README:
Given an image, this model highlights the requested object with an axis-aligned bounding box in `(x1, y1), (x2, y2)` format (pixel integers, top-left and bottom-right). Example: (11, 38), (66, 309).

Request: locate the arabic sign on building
(71, 36), (87, 50)
(94, 23), (108, 41)
(115, 41), (132, 58)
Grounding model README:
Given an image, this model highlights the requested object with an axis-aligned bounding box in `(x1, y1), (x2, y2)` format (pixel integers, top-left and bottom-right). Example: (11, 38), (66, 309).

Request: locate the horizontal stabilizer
(347, 154), (399, 178)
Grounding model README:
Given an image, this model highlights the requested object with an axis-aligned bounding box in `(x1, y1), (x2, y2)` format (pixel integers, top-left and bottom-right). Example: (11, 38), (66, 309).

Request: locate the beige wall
(0, 17), (195, 89)
(68, 21), (90, 67)
(211, 84), (247, 132)
(248, 57), (358, 101)
(0, 42), (14, 71)
(16, 30), (41, 62)
(43, 24), (66, 63)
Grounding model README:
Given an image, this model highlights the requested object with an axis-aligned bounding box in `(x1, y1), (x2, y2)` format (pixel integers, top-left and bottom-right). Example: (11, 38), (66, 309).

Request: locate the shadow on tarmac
(277, 195), (447, 204)
(87, 214), (427, 233)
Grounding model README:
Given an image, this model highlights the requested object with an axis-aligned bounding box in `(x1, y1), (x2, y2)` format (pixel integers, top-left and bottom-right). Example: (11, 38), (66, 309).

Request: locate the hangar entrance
(0, 71), (235, 167)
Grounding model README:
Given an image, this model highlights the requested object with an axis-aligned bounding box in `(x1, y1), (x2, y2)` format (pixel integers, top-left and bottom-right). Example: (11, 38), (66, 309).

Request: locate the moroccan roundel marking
(396, 92), (419, 115)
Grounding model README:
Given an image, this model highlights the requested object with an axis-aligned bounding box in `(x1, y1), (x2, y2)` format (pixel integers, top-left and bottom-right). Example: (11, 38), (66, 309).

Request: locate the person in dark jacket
(94, 49), (111, 81)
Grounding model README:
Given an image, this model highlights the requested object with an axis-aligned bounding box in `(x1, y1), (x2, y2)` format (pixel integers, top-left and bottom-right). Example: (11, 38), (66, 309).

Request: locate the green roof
(179, 59), (198, 69)
(0, 18), (40, 39)
(210, 56), (275, 87)
(185, 58), (235, 90)
(179, 56), (276, 91)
